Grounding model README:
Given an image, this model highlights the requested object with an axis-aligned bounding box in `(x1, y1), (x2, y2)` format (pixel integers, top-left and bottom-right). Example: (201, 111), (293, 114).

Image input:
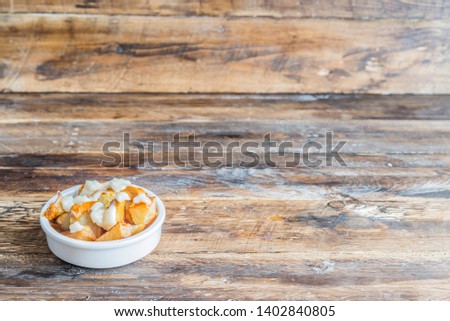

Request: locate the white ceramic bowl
(40, 184), (165, 268)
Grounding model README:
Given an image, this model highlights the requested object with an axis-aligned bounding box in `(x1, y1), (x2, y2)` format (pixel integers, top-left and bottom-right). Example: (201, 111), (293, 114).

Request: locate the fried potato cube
(50, 221), (62, 233)
(70, 201), (95, 220)
(95, 224), (123, 241)
(95, 222), (146, 241)
(62, 226), (96, 241)
(43, 192), (65, 220)
(131, 224), (146, 236)
(96, 223), (134, 241)
(98, 190), (115, 208)
(71, 213), (104, 238)
(56, 212), (70, 231)
(128, 199), (157, 225)
(116, 200), (126, 223)
(124, 201), (134, 224)
(123, 185), (145, 198)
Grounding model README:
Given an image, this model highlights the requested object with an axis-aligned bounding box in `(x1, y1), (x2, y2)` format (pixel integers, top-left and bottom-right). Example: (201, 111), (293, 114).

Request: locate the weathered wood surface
(0, 94), (449, 300)
(2, 94), (450, 121)
(2, 166), (450, 201)
(1, 0), (449, 19)
(1, 94), (450, 169)
(1, 15), (449, 94)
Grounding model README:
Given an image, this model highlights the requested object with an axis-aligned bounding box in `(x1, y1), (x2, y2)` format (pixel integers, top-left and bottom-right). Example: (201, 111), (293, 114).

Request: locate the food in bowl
(43, 178), (158, 242)
(40, 182), (165, 268)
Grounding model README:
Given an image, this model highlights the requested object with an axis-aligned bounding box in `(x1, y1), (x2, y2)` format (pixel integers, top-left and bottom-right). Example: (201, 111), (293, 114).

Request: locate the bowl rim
(40, 184), (166, 250)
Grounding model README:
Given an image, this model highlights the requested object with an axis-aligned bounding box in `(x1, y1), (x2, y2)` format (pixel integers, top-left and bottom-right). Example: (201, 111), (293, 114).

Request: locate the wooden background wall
(1, 0), (449, 94)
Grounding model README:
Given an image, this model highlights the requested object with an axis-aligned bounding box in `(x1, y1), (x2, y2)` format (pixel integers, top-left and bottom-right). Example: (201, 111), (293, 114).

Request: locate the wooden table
(1, 94), (449, 300)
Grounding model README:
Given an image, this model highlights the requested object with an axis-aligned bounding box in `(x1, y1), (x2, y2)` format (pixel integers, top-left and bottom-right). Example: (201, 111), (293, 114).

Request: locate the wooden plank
(1, 199), (449, 300)
(1, 0), (449, 19)
(3, 152), (450, 169)
(1, 198), (449, 255)
(1, 94), (448, 169)
(1, 15), (449, 94)
(1, 119), (449, 154)
(2, 94), (450, 122)
(1, 94), (450, 154)
(0, 167), (448, 201)
(1, 254), (449, 300)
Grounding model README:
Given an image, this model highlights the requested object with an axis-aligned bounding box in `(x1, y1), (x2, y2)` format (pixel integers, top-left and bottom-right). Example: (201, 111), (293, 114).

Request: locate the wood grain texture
(1, 15), (449, 94)
(1, 198), (449, 300)
(0, 93), (449, 300)
(2, 117), (449, 154)
(1, 0), (449, 19)
(2, 94), (450, 121)
(3, 152), (450, 169)
(2, 254), (448, 300)
(0, 94), (449, 156)
(2, 198), (450, 254)
(1, 166), (450, 201)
